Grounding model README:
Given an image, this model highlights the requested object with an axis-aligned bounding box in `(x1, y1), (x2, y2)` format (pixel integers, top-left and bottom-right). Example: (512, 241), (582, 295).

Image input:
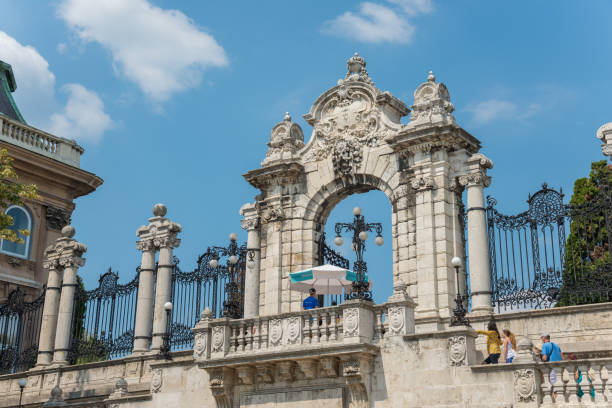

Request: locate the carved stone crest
(211, 326), (224, 353)
(151, 369), (162, 393)
(194, 332), (207, 358)
(343, 308), (359, 337)
(514, 369), (536, 402)
(269, 319), (283, 346)
(388, 307), (405, 335)
(410, 176), (434, 191)
(46, 206), (71, 231)
(448, 336), (467, 366)
(286, 317), (301, 344)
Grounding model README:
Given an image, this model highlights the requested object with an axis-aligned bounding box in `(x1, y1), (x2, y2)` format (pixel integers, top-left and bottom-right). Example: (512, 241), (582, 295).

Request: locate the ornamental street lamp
(450, 256), (470, 327)
(18, 378), (26, 408)
(208, 233), (244, 319)
(334, 207), (383, 301)
(158, 301), (173, 360)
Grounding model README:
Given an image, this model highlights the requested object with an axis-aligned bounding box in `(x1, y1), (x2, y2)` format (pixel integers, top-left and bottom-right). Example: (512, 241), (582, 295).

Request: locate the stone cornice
(1, 141), (103, 199)
(243, 161), (304, 190)
(384, 124), (481, 154)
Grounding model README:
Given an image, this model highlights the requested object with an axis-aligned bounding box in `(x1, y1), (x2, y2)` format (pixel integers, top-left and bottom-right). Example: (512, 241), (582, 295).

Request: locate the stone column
(241, 203), (261, 318)
(460, 153), (493, 316)
(35, 242), (64, 366)
(51, 226), (87, 365)
(132, 238), (156, 353)
(149, 205), (181, 352)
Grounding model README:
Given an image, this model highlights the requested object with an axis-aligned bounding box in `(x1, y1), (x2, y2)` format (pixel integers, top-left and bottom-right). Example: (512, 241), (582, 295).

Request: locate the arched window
(0, 205), (32, 258)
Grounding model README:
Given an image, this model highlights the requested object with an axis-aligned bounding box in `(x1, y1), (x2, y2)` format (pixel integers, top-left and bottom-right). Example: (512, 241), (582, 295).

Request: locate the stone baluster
(241, 203), (261, 318)
(320, 311), (329, 342)
(238, 322), (246, 352)
(459, 154), (494, 316)
(36, 228), (71, 366)
(541, 367), (554, 405)
(374, 308), (384, 340)
(311, 311), (320, 343)
(229, 326), (237, 353)
(261, 318), (269, 349)
(329, 310), (337, 341)
(589, 364), (602, 404)
(149, 205), (181, 353)
(303, 314), (311, 344)
(598, 364), (609, 403)
(564, 364), (579, 404)
(253, 319), (261, 350)
(51, 226), (87, 365)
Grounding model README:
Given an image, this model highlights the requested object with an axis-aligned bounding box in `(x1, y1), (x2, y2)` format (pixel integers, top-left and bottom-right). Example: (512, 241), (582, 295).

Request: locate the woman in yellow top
(477, 321), (503, 364)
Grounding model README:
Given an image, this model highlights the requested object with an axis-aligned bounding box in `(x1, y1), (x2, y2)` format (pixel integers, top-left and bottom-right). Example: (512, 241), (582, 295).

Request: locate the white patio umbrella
(288, 264), (371, 295)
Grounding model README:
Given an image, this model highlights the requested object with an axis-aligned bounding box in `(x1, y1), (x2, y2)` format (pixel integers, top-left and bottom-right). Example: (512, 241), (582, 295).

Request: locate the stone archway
(242, 53), (493, 330)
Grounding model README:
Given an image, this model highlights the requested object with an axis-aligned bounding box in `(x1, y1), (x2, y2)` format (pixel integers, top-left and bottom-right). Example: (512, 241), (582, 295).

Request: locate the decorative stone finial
(152, 203), (167, 217)
(408, 71), (455, 127)
(261, 111), (304, 166)
(344, 52), (372, 84)
(284, 112), (291, 122)
(61, 225), (75, 238)
(201, 307), (213, 319)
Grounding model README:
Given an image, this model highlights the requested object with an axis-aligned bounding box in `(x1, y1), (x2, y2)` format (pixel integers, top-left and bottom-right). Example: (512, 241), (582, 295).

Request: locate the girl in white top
(502, 329), (517, 363)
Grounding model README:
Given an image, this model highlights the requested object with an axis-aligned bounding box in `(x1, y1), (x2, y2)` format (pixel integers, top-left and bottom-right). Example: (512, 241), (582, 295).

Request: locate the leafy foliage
(558, 160), (612, 306)
(0, 148), (38, 242)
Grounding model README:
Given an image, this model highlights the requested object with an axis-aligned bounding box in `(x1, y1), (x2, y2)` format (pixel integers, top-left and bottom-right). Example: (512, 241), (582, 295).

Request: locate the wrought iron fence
(317, 233), (350, 306)
(0, 288), (44, 374)
(486, 181), (612, 312)
(169, 243), (247, 351)
(68, 267), (139, 364)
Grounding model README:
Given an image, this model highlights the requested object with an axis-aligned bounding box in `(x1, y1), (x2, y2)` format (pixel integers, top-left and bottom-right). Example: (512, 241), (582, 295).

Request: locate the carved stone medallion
(194, 332), (207, 357)
(286, 317), (301, 344)
(212, 326), (224, 353)
(344, 308), (359, 337)
(151, 369), (162, 393)
(269, 319), (283, 346)
(388, 307), (405, 335)
(514, 369), (536, 402)
(448, 336), (467, 366)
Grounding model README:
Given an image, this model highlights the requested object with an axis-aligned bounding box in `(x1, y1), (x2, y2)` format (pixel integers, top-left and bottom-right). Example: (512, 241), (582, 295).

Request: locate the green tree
(0, 148), (38, 242)
(557, 160), (612, 306)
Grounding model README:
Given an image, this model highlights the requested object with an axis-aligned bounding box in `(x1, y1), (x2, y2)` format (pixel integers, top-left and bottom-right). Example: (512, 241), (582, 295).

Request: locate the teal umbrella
(289, 264), (371, 295)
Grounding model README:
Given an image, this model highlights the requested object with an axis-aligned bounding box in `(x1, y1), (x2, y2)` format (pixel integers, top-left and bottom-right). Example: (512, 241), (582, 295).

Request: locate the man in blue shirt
(541, 333), (563, 394)
(302, 288), (319, 310)
(541, 333), (562, 362)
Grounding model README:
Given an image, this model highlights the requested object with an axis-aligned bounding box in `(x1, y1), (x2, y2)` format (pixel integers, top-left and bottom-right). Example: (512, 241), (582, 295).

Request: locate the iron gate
(0, 288), (44, 374)
(68, 267), (139, 363)
(169, 243), (247, 351)
(317, 233), (350, 306)
(486, 180), (612, 312)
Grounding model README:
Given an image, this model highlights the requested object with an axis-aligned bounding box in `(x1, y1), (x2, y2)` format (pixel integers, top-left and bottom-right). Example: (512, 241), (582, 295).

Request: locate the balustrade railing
(193, 300), (408, 362)
(537, 359), (612, 406)
(0, 116), (83, 167)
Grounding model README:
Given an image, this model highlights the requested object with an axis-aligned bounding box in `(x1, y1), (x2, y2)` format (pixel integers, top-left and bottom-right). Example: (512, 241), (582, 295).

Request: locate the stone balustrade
(192, 299), (414, 365)
(0, 115), (83, 167)
(538, 358), (612, 407)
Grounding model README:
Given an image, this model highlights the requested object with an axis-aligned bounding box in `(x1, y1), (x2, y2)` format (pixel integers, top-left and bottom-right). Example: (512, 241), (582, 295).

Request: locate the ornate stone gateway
(242, 53), (493, 329)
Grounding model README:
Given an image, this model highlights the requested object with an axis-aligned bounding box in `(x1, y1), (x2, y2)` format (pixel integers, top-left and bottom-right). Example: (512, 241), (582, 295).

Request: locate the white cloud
(323, 3), (414, 44)
(50, 84), (113, 143)
(57, 0), (228, 102)
(323, 0), (434, 44)
(387, 0), (433, 16)
(464, 99), (518, 125)
(0, 31), (112, 143)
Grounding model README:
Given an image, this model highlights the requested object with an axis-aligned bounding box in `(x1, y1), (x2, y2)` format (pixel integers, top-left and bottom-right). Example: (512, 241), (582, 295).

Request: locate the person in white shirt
(502, 329), (517, 363)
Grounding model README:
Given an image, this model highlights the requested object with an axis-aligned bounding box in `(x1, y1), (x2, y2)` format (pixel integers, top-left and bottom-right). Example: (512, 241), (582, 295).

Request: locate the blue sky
(1, 1), (611, 303)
